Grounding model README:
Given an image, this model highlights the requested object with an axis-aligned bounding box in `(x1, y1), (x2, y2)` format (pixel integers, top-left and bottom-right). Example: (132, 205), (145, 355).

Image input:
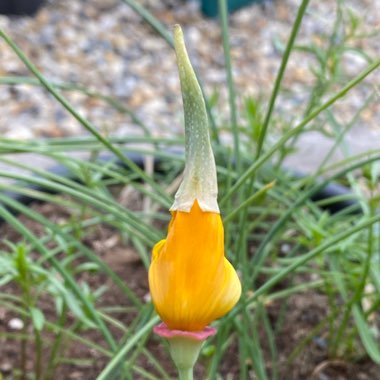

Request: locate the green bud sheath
(171, 24), (219, 213)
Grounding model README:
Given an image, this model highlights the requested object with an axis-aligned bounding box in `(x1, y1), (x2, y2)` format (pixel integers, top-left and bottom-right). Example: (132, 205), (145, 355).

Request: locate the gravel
(0, 0), (379, 172)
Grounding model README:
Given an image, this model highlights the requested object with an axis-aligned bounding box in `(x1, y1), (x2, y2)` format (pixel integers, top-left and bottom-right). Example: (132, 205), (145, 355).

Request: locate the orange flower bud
(149, 200), (241, 331)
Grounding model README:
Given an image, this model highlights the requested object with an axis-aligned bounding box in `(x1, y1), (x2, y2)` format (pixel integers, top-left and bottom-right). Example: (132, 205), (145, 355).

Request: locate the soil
(0, 201), (379, 380)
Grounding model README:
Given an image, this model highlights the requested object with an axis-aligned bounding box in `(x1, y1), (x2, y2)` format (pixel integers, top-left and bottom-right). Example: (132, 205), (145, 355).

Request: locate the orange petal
(149, 201), (241, 331)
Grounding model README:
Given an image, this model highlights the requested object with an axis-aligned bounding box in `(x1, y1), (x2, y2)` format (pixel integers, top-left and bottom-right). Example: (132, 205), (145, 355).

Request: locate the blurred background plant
(0, 0), (379, 379)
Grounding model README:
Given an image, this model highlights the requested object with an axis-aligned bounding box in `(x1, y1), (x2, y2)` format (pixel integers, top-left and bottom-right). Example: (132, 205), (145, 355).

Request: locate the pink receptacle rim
(153, 323), (217, 341)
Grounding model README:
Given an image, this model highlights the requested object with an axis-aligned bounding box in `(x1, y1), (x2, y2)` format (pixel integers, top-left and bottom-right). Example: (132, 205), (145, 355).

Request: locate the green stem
(43, 306), (68, 380)
(178, 367), (193, 380)
(256, 0), (310, 159)
(218, 0), (239, 173)
(233, 0), (310, 295)
(223, 181), (274, 224)
(96, 316), (159, 380)
(166, 335), (203, 380)
(120, 0), (173, 47)
(34, 328), (43, 380)
(220, 57), (380, 206)
(330, 194), (376, 356)
(20, 315), (27, 380)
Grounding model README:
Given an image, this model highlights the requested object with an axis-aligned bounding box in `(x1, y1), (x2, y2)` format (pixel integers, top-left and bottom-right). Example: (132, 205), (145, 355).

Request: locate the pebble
(0, 362), (12, 373)
(143, 292), (151, 303)
(8, 317), (24, 330)
(280, 243), (291, 255)
(0, 0), (377, 170)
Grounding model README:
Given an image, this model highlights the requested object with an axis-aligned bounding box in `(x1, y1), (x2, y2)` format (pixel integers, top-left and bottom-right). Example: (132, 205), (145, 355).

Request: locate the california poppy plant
(149, 25), (241, 335)
(148, 23), (241, 380)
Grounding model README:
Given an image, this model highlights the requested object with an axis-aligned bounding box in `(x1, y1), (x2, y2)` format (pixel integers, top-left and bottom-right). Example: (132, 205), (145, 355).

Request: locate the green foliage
(0, 0), (379, 379)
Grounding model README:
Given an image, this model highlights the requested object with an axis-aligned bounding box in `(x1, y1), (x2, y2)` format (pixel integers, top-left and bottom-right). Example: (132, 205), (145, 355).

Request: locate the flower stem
(166, 335), (202, 380)
(178, 367), (193, 380)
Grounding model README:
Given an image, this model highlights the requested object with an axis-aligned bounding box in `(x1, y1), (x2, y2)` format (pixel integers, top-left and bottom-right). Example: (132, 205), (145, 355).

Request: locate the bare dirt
(0, 201), (379, 379)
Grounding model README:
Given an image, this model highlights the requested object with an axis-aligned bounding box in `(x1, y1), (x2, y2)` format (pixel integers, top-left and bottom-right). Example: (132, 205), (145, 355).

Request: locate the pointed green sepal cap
(170, 24), (219, 213)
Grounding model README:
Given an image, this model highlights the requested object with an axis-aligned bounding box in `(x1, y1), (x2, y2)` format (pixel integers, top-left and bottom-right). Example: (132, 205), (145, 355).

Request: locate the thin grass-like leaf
(0, 205), (118, 351)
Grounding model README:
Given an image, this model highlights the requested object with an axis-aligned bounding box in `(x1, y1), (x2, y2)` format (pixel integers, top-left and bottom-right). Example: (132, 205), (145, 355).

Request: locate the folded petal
(149, 201), (241, 331)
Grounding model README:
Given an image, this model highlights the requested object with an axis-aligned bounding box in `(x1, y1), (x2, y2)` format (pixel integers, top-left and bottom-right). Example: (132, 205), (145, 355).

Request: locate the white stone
(8, 318), (24, 330)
